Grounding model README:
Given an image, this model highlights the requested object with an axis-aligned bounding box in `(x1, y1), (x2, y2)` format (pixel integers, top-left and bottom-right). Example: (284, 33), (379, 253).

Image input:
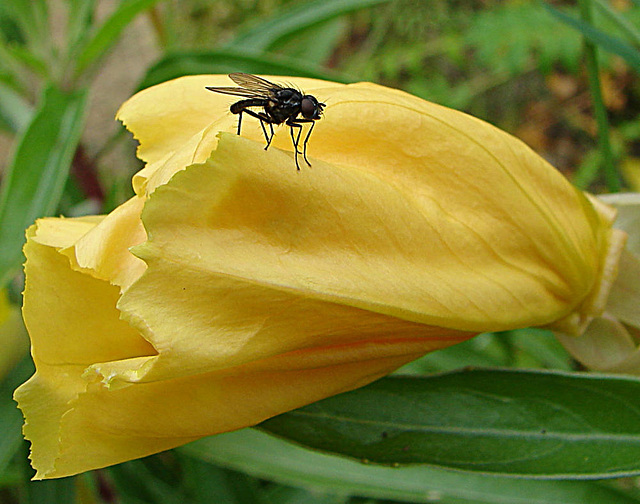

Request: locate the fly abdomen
(230, 98), (267, 114)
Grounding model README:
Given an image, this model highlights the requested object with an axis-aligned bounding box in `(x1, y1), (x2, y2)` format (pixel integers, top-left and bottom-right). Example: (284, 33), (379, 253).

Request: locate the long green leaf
(0, 85), (88, 286)
(177, 455), (269, 504)
(593, 0), (640, 46)
(74, 0), (163, 76)
(108, 459), (187, 504)
(0, 0), (49, 60)
(259, 370), (640, 478)
(27, 477), (76, 504)
(0, 81), (32, 133)
(275, 17), (348, 66)
(543, 2), (640, 73)
(0, 357), (33, 477)
(137, 50), (347, 91)
(576, 0), (620, 191)
(65, 0), (97, 51)
(0, 44), (48, 77)
(182, 430), (640, 504)
(228, 0), (392, 52)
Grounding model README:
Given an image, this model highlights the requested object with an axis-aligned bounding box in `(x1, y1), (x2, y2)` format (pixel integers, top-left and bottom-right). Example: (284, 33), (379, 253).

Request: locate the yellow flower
(14, 75), (625, 479)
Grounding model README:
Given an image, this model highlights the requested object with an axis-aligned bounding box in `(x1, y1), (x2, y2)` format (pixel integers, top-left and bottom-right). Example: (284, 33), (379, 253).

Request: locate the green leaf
(467, 3), (583, 76)
(109, 457), (197, 504)
(65, 0), (96, 50)
(0, 9), (25, 45)
(182, 430), (640, 504)
(137, 49), (347, 91)
(0, 85), (88, 286)
(576, 0), (621, 192)
(275, 17), (348, 66)
(0, 34), (49, 88)
(0, 42), (34, 95)
(398, 332), (512, 374)
(0, 81), (32, 133)
(506, 329), (573, 370)
(0, 357), (33, 476)
(177, 454), (269, 504)
(400, 329), (572, 375)
(543, 2), (640, 73)
(593, 0), (640, 46)
(27, 477), (76, 504)
(74, 0), (163, 76)
(573, 149), (603, 189)
(265, 486), (348, 504)
(228, 0), (392, 53)
(0, 0), (49, 57)
(259, 370), (640, 478)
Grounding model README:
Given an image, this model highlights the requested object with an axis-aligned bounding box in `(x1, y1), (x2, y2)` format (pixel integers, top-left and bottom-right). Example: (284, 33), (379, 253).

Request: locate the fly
(206, 73), (325, 170)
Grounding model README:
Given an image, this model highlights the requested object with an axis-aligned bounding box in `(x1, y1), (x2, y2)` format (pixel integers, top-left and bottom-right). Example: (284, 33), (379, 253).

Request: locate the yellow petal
(118, 250), (471, 383)
(117, 75), (232, 165)
(61, 196), (147, 290)
(15, 219), (156, 477)
(20, 217), (153, 367)
(121, 76), (621, 333)
(24, 344), (430, 479)
(129, 133), (619, 335)
(17, 177), (473, 479)
(118, 75), (343, 194)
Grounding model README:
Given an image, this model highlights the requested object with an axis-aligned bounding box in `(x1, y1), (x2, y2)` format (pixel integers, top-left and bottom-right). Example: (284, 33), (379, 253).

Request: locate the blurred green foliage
(1, 1), (639, 503)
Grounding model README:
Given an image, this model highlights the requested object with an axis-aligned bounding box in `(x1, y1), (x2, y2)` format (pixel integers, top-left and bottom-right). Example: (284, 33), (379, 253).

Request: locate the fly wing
(205, 85), (266, 98)
(228, 73), (282, 96)
(206, 73), (283, 99)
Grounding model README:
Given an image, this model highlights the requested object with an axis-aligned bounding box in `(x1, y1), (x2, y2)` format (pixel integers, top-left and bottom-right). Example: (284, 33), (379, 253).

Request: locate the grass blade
(0, 81), (32, 133)
(542, 2), (640, 73)
(577, 0), (620, 191)
(74, 0), (163, 76)
(229, 0), (392, 53)
(544, 1), (621, 191)
(137, 49), (347, 90)
(0, 357), (33, 476)
(593, 0), (640, 46)
(0, 85), (88, 286)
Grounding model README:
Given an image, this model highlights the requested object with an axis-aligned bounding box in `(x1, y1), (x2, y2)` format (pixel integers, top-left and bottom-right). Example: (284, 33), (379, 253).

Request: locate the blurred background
(1, 0), (639, 502)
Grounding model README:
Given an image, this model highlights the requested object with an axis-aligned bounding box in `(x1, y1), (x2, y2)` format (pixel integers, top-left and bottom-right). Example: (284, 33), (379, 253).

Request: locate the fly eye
(301, 97), (317, 118)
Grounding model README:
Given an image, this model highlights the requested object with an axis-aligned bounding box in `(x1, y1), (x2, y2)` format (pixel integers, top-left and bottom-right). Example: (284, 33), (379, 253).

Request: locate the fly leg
(287, 118), (315, 167)
(301, 120), (315, 166)
(229, 98), (268, 138)
(262, 122), (275, 150)
(237, 109), (277, 150)
(287, 122), (304, 170)
(289, 123), (303, 154)
(258, 120), (270, 147)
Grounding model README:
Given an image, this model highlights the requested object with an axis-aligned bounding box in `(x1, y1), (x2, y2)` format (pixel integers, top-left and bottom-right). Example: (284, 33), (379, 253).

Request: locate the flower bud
(15, 76), (625, 478)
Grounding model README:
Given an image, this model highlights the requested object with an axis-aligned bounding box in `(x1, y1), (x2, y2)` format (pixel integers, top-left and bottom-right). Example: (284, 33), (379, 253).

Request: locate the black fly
(206, 73), (325, 170)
